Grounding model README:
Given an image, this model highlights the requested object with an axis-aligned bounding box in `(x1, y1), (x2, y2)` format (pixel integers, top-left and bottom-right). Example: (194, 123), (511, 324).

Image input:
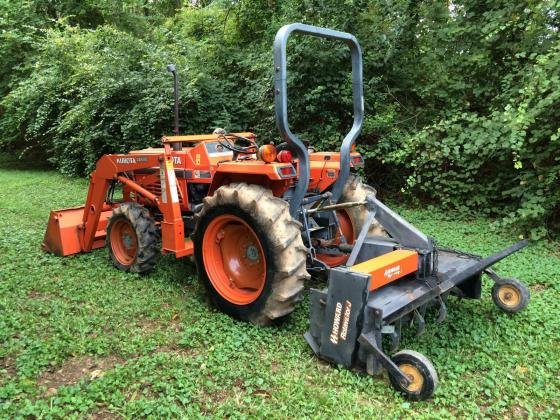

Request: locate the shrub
(0, 0), (558, 237)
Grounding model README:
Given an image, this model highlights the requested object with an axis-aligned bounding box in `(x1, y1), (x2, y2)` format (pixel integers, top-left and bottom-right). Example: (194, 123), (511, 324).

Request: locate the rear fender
(209, 161), (295, 197)
(309, 152), (363, 193)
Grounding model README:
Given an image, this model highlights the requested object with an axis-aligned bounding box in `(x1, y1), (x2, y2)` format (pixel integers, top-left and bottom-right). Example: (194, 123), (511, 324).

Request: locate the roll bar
(273, 23), (364, 217)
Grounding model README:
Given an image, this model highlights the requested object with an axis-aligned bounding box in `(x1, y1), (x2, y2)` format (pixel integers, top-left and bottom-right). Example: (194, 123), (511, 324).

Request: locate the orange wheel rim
(316, 210), (355, 267)
(337, 210), (355, 244)
(202, 214), (266, 305)
(110, 219), (138, 266)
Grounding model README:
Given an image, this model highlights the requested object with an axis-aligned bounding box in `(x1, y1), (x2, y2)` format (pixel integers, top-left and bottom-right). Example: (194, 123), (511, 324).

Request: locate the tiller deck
(304, 196), (529, 400)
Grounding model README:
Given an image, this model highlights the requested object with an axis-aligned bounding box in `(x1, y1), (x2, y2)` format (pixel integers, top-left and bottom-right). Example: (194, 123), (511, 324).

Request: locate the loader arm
(44, 143), (192, 257)
(80, 173), (111, 252)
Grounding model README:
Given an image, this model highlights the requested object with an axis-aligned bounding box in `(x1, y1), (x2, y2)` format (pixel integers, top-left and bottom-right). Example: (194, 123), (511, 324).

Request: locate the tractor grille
(144, 181), (162, 197)
(134, 173), (184, 206)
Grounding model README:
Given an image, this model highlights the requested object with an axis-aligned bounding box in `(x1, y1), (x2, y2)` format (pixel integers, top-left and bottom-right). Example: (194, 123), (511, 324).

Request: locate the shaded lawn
(0, 164), (559, 418)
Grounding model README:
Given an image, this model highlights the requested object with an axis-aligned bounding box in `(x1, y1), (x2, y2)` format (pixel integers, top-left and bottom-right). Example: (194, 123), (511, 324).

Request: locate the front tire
(193, 183), (309, 325)
(106, 203), (159, 274)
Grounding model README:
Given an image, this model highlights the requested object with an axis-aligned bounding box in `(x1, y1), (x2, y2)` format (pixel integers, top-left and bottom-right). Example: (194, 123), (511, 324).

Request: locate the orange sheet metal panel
(174, 238), (194, 258)
(351, 249), (419, 291)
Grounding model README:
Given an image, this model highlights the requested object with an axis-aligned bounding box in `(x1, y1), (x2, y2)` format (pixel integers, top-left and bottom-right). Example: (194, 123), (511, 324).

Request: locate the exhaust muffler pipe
(166, 64), (182, 151)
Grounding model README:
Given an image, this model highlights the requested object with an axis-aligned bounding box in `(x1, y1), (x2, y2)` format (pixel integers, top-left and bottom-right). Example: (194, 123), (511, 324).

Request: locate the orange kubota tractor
(43, 24), (530, 400)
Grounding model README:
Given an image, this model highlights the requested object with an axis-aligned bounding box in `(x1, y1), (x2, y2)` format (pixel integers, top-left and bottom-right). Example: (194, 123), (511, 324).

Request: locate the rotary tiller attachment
(305, 196), (530, 400)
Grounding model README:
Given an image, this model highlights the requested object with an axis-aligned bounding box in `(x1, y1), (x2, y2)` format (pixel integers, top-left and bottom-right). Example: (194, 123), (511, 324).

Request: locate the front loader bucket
(43, 207), (86, 256)
(42, 207), (111, 256)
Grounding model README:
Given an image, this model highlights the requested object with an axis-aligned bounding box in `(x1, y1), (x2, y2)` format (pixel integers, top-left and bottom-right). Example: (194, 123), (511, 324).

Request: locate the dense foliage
(0, 0), (558, 236)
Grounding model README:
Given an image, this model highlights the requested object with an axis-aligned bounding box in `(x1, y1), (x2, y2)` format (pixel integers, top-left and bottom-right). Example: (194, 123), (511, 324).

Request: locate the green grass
(1, 162), (559, 418)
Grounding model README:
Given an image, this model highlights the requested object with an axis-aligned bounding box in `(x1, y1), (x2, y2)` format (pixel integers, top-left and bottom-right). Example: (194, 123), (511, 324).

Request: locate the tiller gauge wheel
(389, 350), (438, 401)
(491, 278), (530, 313)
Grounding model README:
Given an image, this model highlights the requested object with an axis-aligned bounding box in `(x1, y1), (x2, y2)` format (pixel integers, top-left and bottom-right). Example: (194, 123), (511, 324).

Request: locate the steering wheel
(217, 132), (258, 154)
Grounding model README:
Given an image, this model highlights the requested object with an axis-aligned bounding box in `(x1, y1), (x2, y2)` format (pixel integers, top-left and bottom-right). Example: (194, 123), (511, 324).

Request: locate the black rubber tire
(389, 350), (438, 401)
(193, 183), (309, 325)
(491, 278), (530, 314)
(340, 174), (386, 236)
(106, 203), (159, 274)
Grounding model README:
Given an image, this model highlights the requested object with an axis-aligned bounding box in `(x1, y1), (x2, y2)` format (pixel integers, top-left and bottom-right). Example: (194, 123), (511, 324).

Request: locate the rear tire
(315, 175), (386, 268)
(340, 174), (385, 237)
(106, 203), (159, 274)
(193, 183), (309, 325)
